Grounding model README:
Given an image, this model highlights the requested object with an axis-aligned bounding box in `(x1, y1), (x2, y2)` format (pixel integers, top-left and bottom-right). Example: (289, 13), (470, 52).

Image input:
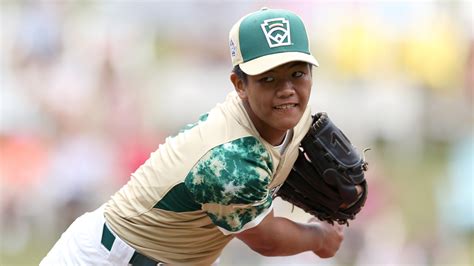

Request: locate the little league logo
(260, 18), (292, 48)
(229, 39), (237, 57)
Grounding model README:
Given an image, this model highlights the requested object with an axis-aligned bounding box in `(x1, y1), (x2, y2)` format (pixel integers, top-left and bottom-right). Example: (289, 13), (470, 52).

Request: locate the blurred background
(0, 0), (472, 265)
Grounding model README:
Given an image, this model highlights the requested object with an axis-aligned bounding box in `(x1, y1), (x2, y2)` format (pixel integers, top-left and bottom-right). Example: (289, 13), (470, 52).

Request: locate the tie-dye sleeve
(184, 136), (274, 233)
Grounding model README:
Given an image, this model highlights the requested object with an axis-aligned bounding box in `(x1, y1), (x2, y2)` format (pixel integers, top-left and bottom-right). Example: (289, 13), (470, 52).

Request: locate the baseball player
(41, 8), (345, 265)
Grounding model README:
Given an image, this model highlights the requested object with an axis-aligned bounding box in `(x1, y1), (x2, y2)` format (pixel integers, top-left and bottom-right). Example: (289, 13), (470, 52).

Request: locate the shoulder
(185, 136), (273, 205)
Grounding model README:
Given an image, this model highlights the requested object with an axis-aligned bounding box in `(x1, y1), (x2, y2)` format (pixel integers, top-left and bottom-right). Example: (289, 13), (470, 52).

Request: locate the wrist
(303, 222), (324, 254)
(312, 224), (325, 254)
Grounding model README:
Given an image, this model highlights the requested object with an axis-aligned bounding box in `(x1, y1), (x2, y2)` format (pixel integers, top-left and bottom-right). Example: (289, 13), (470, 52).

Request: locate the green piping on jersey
(154, 183), (202, 212)
(101, 224), (115, 251)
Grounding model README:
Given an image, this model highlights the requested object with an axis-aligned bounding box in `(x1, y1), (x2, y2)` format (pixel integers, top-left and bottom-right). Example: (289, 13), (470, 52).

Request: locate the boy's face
(233, 61), (313, 143)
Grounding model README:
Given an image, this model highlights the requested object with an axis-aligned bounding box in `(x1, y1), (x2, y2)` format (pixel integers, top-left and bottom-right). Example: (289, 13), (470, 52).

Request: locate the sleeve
(184, 136), (274, 234)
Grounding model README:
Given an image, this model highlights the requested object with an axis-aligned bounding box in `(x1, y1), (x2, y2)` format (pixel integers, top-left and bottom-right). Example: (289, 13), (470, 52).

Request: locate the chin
(273, 108), (304, 126)
(276, 118), (300, 130)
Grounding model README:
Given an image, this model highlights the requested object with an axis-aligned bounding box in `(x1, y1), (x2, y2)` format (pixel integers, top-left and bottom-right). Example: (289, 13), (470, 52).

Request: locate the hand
(309, 218), (344, 258)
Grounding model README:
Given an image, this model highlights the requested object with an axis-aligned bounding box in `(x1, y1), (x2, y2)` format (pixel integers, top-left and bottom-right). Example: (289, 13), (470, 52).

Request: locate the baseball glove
(276, 112), (369, 225)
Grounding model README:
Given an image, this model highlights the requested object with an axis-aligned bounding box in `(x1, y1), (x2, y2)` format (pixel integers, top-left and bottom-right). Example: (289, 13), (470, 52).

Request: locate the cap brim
(239, 52), (319, 75)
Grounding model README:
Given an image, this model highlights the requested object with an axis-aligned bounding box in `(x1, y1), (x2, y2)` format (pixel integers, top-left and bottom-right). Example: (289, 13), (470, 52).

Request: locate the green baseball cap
(229, 7), (319, 75)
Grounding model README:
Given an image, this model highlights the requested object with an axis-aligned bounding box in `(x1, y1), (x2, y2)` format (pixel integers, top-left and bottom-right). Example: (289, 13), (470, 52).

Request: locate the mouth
(274, 103), (298, 110)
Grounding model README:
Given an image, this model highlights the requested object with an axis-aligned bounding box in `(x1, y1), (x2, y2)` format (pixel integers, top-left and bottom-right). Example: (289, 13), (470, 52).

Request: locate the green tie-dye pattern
(179, 113), (209, 133)
(184, 136), (274, 232)
(207, 195), (272, 232)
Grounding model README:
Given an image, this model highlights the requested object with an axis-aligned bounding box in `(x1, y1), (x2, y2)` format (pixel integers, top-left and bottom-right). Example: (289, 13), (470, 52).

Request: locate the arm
(235, 210), (344, 258)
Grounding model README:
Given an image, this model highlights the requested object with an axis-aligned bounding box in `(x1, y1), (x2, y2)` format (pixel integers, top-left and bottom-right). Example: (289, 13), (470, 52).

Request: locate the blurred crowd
(1, 1), (472, 265)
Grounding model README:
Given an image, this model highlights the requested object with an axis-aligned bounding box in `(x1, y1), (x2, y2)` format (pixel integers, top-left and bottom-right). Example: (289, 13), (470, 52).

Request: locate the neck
(243, 101), (287, 146)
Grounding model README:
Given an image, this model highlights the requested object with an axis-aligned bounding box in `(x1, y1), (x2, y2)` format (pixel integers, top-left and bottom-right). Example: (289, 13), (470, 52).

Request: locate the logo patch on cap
(229, 39), (237, 57)
(260, 18), (292, 48)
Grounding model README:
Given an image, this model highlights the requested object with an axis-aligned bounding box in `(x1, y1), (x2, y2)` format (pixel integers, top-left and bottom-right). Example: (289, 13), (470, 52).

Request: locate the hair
(232, 65), (248, 84)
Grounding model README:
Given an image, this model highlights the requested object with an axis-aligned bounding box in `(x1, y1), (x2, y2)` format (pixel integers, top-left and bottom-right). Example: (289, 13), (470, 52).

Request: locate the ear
(230, 72), (248, 100)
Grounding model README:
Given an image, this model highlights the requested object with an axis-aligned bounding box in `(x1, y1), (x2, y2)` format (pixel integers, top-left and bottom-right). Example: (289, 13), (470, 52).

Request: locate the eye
(293, 71), (305, 78)
(259, 76), (274, 83)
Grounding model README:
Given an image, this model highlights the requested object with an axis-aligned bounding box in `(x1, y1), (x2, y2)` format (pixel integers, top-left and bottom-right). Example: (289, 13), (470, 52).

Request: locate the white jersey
(100, 91), (313, 264)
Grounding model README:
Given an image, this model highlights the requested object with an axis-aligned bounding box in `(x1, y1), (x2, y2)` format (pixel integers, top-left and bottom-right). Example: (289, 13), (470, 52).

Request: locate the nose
(276, 80), (295, 98)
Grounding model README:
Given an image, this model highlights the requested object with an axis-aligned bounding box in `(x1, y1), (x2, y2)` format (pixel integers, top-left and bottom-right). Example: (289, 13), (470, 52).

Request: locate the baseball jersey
(104, 91), (312, 265)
